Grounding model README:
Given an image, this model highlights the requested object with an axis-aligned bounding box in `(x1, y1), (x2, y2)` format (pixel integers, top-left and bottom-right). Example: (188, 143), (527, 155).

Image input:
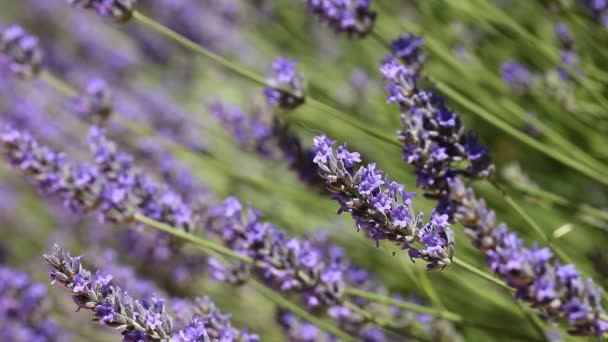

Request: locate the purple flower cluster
(211, 101), (324, 189)
(172, 296), (259, 342)
(0, 266), (62, 341)
(312, 133), (455, 270)
(72, 78), (113, 124)
(67, 0), (136, 22)
(380, 55), (494, 217)
(274, 231), (460, 341)
(208, 197), (345, 307)
(391, 34), (426, 73)
(87, 126), (196, 230)
(264, 56), (307, 110)
(501, 60), (535, 94)
(448, 178), (608, 337)
(578, 0), (608, 28)
(0, 125), (197, 232)
(305, 0), (377, 38)
(44, 244), (173, 341)
(45, 244), (252, 341)
(0, 24), (43, 78)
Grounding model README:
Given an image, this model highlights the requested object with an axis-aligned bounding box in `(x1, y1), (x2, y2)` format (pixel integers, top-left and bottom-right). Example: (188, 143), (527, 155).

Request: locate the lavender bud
(0, 24), (44, 78)
(67, 0), (136, 22)
(264, 57), (306, 110)
(72, 78), (113, 125)
(304, 0), (377, 38)
(501, 60), (535, 94)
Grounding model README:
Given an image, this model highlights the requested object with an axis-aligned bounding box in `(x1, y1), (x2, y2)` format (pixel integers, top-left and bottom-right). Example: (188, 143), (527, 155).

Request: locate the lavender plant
(382, 41), (608, 337)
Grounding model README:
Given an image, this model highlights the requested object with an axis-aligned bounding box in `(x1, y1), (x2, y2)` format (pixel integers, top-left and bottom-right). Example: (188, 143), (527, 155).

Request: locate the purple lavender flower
(501, 60), (535, 94)
(72, 78), (113, 124)
(265, 56), (307, 110)
(305, 0), (377, 38)
(380, 55), (494, 218)
(46, 244), (255, 341)
(209, 197), (346, 306)
(0, 24), (43, 78)
(447, 178), (608, 337)
(0, 266), (62, 341)
(67, 0), (136, 21)
(44, 244), (172, 341)
(172, 296), (259, 341)
(312, 135), (455, 270)
(391, 34), (426, 73)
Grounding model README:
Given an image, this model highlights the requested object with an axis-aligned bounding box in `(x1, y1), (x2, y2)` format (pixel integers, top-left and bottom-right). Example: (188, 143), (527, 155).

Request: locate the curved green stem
(507, 182), (608, 228)
(134, 213), (254, 263)
(452, 257), (514, 292)
(132, 11), (266, 87)
(344, 287), (462, 322)
(249, 280), (356, 342)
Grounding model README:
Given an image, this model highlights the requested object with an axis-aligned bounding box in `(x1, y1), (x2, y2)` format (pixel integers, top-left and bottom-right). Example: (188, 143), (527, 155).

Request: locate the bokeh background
(1, 0), (608, 341)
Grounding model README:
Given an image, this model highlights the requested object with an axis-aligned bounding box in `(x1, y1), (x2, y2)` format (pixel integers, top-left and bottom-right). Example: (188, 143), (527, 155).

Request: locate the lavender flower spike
(44, 244), (173, 341)
(67, 0), (136, 21)
(312, 134), (455, 270)
(72, 78), (113, 125)
(45, 244), (254, 342)
(380, 54), (494, 218)
(0, 24), (44, 78)
(304, 0), (377, 38)
(448, 178), (608, 337)
(264, 56), (307, 110)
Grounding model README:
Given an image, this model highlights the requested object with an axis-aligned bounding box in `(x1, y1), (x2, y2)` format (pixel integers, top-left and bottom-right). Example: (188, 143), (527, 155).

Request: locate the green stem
(133, 213), (254, 263)
(344, 287), (462, 322)
(305, 98), (401, 149)
(433, 79), (608, 186)
(508, 182), (608, 227)
(341, 301), (431, 342)
(132, 11), (266, 87)
(452, 257), (514, 292)
(511, 296), (551, 342)
(249, 280), (356, 342)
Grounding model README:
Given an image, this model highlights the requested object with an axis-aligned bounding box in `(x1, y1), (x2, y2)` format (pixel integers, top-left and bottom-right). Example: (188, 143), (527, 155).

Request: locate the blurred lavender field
(2, 1), (608, 341)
